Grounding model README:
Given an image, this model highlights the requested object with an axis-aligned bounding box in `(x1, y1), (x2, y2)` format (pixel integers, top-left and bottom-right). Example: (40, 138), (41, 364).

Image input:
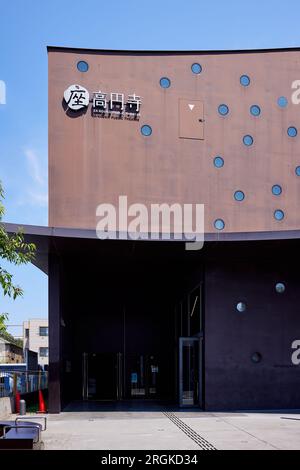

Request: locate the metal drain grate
(164, 412), (217, 450)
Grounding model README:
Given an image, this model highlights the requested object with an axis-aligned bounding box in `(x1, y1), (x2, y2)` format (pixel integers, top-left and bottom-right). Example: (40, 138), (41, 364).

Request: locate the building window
(236, 302), (246, 312)
(243, 135), (253, 146)
(218, 104), (229, 116)
(272, 185), (282, 196)
(191, 63), (202, 74)
(141, 125), (152, 136)
(39, 347), (48, 358)
(234, 190), (245, 201)
(39, 326), (48, 336)
(240, 75), (250, 86)
(214, 219), (225, 231)
(277, 96), (288, 108)
(159, 77), (171, 88)
(251, 352), (262, 363)
(213, 156), (224, 168)
(250, 105), (261, 116)
(77, 60), (89, 72)
(275, 282), (286, 294)
(274, 209), (284, 221)
(287, 126), (297, 137)
(25, 328), (29, 338)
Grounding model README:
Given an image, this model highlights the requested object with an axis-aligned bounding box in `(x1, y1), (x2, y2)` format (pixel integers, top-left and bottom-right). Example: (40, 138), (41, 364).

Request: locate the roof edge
(3, 222), (300, 243)
(47, 45), (300, 55)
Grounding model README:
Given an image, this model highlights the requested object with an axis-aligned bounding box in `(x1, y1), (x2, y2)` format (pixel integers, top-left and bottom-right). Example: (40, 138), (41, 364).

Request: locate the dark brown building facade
(49, 47), (300, 234)
(43, 47), (300, 412)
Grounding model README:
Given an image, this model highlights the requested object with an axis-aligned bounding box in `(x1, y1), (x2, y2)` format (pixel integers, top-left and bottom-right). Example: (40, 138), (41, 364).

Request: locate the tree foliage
(0, 328), (23, 348)
(0, 181), (36, 332)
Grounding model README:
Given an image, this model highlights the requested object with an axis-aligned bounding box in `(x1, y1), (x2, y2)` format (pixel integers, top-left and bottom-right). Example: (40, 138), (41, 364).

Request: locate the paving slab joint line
(163, 412), (217, 450)
(217, 416), (280, 450)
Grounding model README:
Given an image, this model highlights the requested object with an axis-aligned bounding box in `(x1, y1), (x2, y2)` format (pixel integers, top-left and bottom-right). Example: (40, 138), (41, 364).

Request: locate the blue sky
(1, 0), (300, 336)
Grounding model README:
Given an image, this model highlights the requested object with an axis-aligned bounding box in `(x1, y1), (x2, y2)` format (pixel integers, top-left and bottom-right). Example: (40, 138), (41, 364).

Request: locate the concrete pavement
(25, 404), (300, 450)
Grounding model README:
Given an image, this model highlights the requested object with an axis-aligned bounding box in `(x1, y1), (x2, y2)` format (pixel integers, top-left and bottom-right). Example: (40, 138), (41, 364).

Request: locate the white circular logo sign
(63, 84), (89, 111)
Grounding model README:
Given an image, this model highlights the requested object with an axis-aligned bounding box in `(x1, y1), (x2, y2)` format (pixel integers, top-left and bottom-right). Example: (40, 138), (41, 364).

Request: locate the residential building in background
(0, 337), (23, 364)
(23, 319), (48, 369)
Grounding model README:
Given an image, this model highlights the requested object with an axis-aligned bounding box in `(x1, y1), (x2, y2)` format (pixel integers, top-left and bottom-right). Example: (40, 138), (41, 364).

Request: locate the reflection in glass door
(127, 354), (160, 398)
(179, 337), (202, 407)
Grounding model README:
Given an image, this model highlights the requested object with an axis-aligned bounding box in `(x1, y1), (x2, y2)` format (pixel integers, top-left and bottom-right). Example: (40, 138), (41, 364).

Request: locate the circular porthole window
(295, 166), (300, 176)
(236, 302), (246, 313)
(288, 126), (298, 137)
(218, 104), (229, 116)
(214, 219), (225, 231)
(251, 352), (262, 364)
(250, 105), (261, 116)
(214, 156), (224, 168)
(240, 75), (250, 86)
(234, 190), (245, 201)
(277, 96), (288, 108)
(243, 135), (253, 146)
(274, 209), (284, 221)
(159, 77), (171, 88)
(141, 125), (152, 136)
(272, 185), (282, 196)
(77, 61), (89, 72)
(275, 282), (286, 294)
(191, 63), (202, 74)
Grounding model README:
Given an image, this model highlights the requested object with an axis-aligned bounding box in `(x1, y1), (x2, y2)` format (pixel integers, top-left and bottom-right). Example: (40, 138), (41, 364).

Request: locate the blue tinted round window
(214, 219), (225, 231)
(141, 125), (152, 136)
(77, 61), (89, 72)
(214, 156), (224, 168)
(275, 282), (286, 293)
(288, 126), (297, 137)
(274, 209), (284, 221)
(295, 166), (300, 176)
(218, 104), (229, 116)
(243, 135), (253, 146)
(236, 302), (246, 312)
(251, 352), (262, 364)
(250, 105), (261, 116)
(277, 96), (288, 108)
(240, 75), (250, 86)
(191, 63), (202, 74)
(160, 77), (171, 88)
(272, 185), (282, 196)
(234, 190), (245, 201)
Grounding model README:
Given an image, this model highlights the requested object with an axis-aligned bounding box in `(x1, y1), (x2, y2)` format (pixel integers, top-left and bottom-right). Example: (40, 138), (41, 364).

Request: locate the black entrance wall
(49, 237), (300, 412)
(205, 240), (300, 410)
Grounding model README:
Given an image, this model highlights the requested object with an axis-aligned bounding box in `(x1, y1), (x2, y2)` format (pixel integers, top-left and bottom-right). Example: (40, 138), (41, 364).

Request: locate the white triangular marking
(188, 104), (195, 111)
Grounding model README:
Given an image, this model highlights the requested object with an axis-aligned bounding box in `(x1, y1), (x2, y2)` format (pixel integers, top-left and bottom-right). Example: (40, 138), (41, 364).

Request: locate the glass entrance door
(82, 352), (122, 401)
(126, 354), (160, 399)
(179, 337), (202, 407)
(82, 352), (160, 401)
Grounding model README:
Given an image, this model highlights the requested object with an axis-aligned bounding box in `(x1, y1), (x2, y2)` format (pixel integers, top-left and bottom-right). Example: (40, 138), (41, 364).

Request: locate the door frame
(82, 352), (122, 401)
(179, 336), (203, 408)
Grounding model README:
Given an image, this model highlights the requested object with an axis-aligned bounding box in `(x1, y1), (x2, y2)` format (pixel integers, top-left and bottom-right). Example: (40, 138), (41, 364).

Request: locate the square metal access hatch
(179, 99), (204, 140)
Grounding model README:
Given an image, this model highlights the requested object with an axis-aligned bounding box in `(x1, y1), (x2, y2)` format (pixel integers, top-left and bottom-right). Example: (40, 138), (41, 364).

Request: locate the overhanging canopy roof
(4, 222), (300, 276)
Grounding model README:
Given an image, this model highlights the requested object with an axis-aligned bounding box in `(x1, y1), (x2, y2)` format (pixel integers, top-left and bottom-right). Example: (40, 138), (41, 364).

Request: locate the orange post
(15, 392), (21, 414)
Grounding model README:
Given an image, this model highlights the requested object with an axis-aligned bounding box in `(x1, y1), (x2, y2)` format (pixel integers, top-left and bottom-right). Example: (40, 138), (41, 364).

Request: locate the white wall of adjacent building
(23, 319), (48, 368)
